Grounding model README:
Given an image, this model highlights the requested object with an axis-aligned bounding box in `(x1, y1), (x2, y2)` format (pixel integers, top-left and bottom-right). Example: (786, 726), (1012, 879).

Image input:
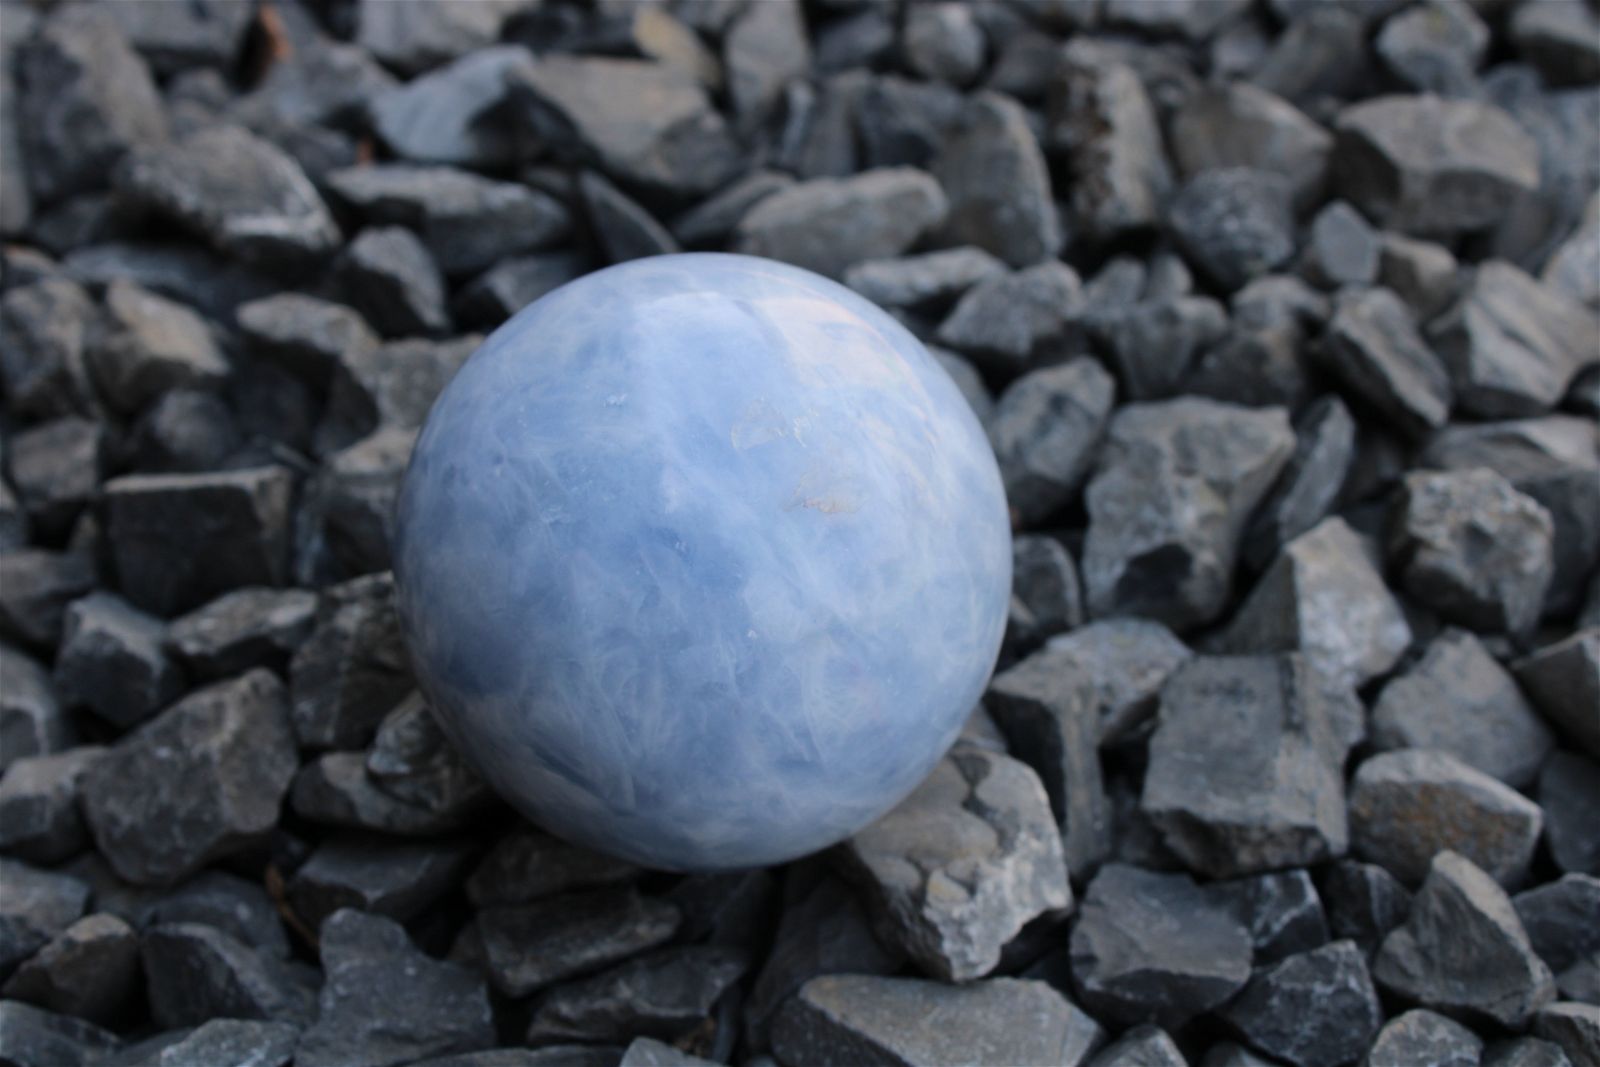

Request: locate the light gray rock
(845, 247), (1005, 311)
(1082, 398), (1295, 631)
(986, 358), (1114, 525)
(1349, 749), (1544, 888)
(835, 748), (1070, 982)
(903, 2), (985, 85)
(1319, 286), (1453, 438)
(1168, 82), (1331, 210)
(1039, 620), (1192, 745)
(1375, 0), (1490, 94)
(1374, 851), (1557, 1029)
(1379, 232), (1460, 319)
(1516, 629), (1600, 759)
(933, 92), (1060, 267)
(1303, 201), (1381, 289)
(370, 46), (533, 168)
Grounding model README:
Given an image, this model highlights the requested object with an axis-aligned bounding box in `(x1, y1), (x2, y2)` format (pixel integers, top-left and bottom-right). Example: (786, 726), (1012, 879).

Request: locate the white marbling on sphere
(393, 253), (1012, 870)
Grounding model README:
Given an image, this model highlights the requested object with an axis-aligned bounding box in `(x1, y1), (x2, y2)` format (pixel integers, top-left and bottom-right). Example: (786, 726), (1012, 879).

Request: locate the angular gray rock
(902, 2), (984, 86)
(166, 587), (319, 681)
(1349, 749), (1544, 888)
(0, 278), (98, 419)
(1514, 874), (1600, 1003)
(1366, 1010), (1484, 1067)
(89, 279), (228, 416)
(1, 912), (138, 1025)
(317, 335), (477, 455)
(296, 908), (495, 1067)
(141, 922), (316, 1028)
(580, 170), (680, 264)
(1241, 395), (1356, 571)
(845, 247), (1005, 311)
(99, 0), (253, 75)
(1168, 82), (1331, 210)
(1143, 654), (1349, 878)
(466, 826), (638, 909)
(1038, 620), (1192, 746)
(723, 0), (809, 128)
(933, 92), (1060, 268)
(0, 549), (96, 650)
(1318, 286), (1452, 438)
(1303, 201), (1381, 289)
(1093, 294), (1230, 402)
(356, 0), (529, 76)
(1319, 860), (1412, 959)
(1069, 863), (1253, 1029)
(1380, 232), (1460, 319)
(1539, 752), (1600, 875)
(114, 125), (340, 268)
(835, 748), (1068, 982)
(1512, 0), (1600, 86)
(364, 692), (490, 818)
(619, 1037), (720, 1067)
(477, 886), (680, 998)
(507, 56), (740, 199)
(1082, 398), (1295, 630)
(288, 836), (475, 929)
(140, 870), (290, 960)
(289, 573), (410, 751)
(1374, 850), (1557, 1028)
(1517, 629), (1600, 760)
(732, 168), (947, 280)
(1483, 1037), (1578, 1067)
(455, 252), (586, 328)
(334, 227), (450, 338)
(370, 46), (533, 169)
(1374, 0), (1489, 94)
(1335, 95), (1540, 237)
(1532, 1003), (1600, 1067)
(6, 416), (104, 535)
(1219, 941), (1382, 1067)
(104, 467), (293, 616)
(290, 749), (484, 835)
(1166, 168), (1297, 292)
(936, 261), (1082, 375)
(326, 164), (569, 278)
(1429, 261), (1600, 419)
(1211, 869), (1329, 965)
(1390, 467), (1555, 635)
(141, 1019), (300, 1067)
(0, 1000), (121, 1067)
(16, 8), (169, 205)
(672, 171), (793, 248)
(772, 974), (1106, 1067)
(1372, 629), (1554, 788)
(986, 358), (1115, 525)
(80, 670), (298, 886)
(53, 592), (180, 729)
(1006, 535), (1084, 651)
(525, 945), (749, 1046)
(986, 653), (1112, 878)
(0, 859), (89, 985)
(0, 747), (105, 864)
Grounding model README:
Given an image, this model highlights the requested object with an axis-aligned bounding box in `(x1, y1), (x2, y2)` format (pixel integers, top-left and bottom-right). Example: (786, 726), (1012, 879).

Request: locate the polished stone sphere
(393, 253), (1011, 871)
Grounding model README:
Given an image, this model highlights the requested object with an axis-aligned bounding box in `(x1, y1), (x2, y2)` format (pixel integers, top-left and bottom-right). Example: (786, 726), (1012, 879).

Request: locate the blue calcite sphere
(393, 253), (1011, 871)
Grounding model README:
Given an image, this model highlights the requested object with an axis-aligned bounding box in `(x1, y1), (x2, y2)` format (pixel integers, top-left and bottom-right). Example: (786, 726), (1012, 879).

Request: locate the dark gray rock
(141, 922), (316, 1028)
(1539, 752), (1600, 875)
(815, 7), (897, 74)
(933, 92), (1059, 268)
(290, 750), (484, 835)
(1303, 201), (1381, 289)
(1379, 233), (1460, 319)
(1166, 168), (1296, 292)
(1319, 861), (1411, 960)
(6, 416), (103, 535)
(141, 1019), (300, 1067)
(317, 335), (477, 455)
(477, 887), (679, 998)
(140, 870), (290, 960)
(743, 875), (903, 1050)
(508, 56), (740, 199)
(834, 748), (1069, 982)
(854, 74), (966, 173)
(1143, 654), (1349, 878)
(114, 125), (340, 269)
(289, 836), (476, 929)
(1390, 468), (1555, 635)
(80, 670), (298, 886)
(411, 1050), (623, 1067)
(0, 278), (99, 418)
(1094, 293), (1230, 403)
(1375, 0), (1489, 95)
(580, 170), (680, 264)
(127, 388), (241, 473)
(0, 858), (90, 981)
(233, 35), (396, 130)
(0, 549), (96, 649)
(296, 908), (495, 1067)
(1082, 398), (1294, 631)
(1221, 941), (1381, 1067)
(1200, 1041), (1281, 1067)
(844, 247), (1005, 311)
(296, 427), (415, 580)
(166, 587), (318, 681)
(1211, 869), (1330, 965)
(1515, 875), (1600, 1003)
(1319, 286), (1452, 438)
(370, 46), (533, 169)
(53, 592), (180, 729)
(0, 478), (29, 552)
(1366, 1010), (1484, 1067)
(89, 279), (228, 416)
(466, 826), (639, 909)
(1372, 629), (1554, 788)
(630, 6), (722, 90)
(0, 1000), (120, 1067)
(671, 171), (793, 248)
(1169, 83), (1331, 210)
(455, 252), (586, 328)
(1335, 95), (1540, 238)
(936, 261), (1082, 375)
(289, 572), (410, 751)
(1088, 1026), (1183, 1067)
(902, 3), (985, 86)
(986, 652), (1110, 878)
(1, 912), (138, 1025)
(99, 0), (253, 76)
(772, 974), (1105, 1067)
(732, 168), (947, 281)
(356, 0), (529, 76)
(1069, 863), (1252, 1029)
(1350, 749), (1544, 888)
(1046, 41), (1172, 242)
(526, 945), (749, 1046)
(1532, 1003), (1600, 1067)
(0, 747), (106, 864)
(1006, 534), (1084, 651)
(364, 692), (491, 819)
(0, 646), (71, 771)
(0, 17), (33, 236)
(16, 8), (168, 205)
(104, 467), (293, 616)
(723, 0), (809, 129)
(63, 241), (276, 323)
(1484, 1037), (1577, 1067)
(1241, 396), (1356, 571)
(618, 1037), (718, 1067)
(1036, 620), (1191, 746)
(334, 227), (450, 338)
(986, 358), (1114, 525)
(326, 164), (569, 278)
(1512, 0), (1600, 87)
(1374, 850), (1557, 1028)
(1430, 260), (1600, 420)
